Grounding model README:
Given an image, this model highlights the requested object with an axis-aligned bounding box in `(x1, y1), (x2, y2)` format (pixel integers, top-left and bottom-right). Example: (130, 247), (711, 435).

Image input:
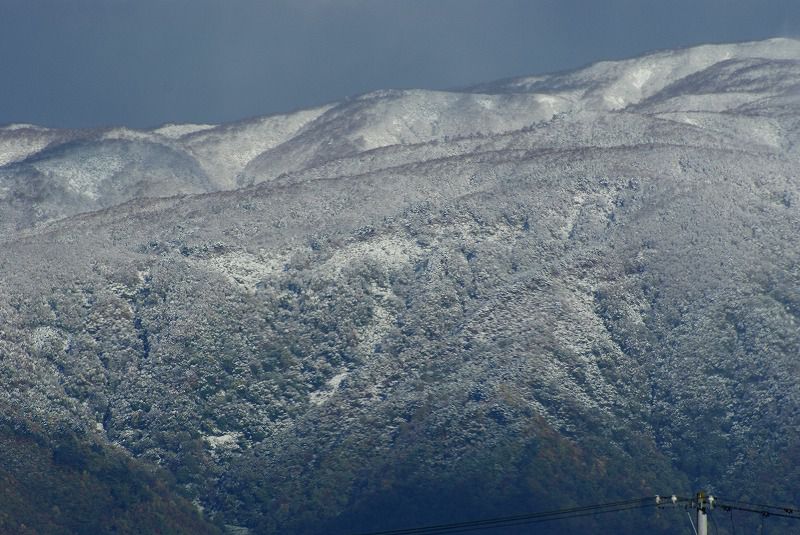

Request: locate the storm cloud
(2, 0), (799, 128)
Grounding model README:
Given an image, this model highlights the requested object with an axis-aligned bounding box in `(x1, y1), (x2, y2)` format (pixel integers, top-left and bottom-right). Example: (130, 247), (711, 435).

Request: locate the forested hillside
(1, 38), (800, 533)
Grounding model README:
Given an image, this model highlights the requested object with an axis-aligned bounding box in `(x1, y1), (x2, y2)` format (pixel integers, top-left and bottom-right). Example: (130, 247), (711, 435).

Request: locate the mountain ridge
(1, 38), (800, 534)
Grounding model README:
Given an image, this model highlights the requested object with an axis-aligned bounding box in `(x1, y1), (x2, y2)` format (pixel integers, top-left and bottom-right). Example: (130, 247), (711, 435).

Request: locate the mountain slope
(1, 38), (800, 534)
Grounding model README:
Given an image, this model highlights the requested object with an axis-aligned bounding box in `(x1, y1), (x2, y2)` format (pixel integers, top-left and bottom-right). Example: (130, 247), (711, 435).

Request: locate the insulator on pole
(697, 491), (708, 535)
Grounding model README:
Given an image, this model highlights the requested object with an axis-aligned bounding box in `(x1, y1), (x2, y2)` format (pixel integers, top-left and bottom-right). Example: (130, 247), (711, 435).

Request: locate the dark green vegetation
(1, 39), (800, 533)
(0, 405), (220, 534)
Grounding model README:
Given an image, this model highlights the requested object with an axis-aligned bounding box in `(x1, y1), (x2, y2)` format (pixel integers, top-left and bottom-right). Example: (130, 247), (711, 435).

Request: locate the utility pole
(695, 491), (713, 535)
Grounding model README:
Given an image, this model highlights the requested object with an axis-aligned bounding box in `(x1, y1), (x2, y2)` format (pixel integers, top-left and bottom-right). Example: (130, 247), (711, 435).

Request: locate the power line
(715, 501), (800, 522)
(715, 497), (799, 515)
(687, 510), (697, 535)
(351, 493), (800, 535)
(679, 492), (800, 535)
(708, 509), (720, 535)
(418, 503), (670, 535)
(353, 496), (688, 535)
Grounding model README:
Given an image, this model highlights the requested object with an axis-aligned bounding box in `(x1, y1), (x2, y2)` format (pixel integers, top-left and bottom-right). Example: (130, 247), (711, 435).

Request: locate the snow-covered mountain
(2, 38), (800, 534)
(4, 37), (797, 236)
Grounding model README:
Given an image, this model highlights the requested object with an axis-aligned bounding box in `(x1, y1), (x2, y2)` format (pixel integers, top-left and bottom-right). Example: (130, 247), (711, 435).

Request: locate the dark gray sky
(2, 0), (799, 129)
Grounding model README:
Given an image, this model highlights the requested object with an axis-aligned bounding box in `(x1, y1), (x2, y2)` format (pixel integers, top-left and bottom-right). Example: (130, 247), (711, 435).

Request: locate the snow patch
(153, 123), (216, 139)
(534, 93), (572, 114)
(1, 123), (43, 131)
(34, 152), (127, 200)
(30, 326), (68, 355)
(629, 66), (653, 90)
(136, 268), (150, 284)
(356, 283), (397, 356)
(0, 136), (54, 167)
(204, 432), (242, 450)
(185, 105), (334, 188)
(475, 96), (496, 110)
(309, 372), (349, 406)
(203, 250), (289, 292)
(100, 128), (154, 142)
(321, 236), (420, 278)
(560, 192), (587, 238)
